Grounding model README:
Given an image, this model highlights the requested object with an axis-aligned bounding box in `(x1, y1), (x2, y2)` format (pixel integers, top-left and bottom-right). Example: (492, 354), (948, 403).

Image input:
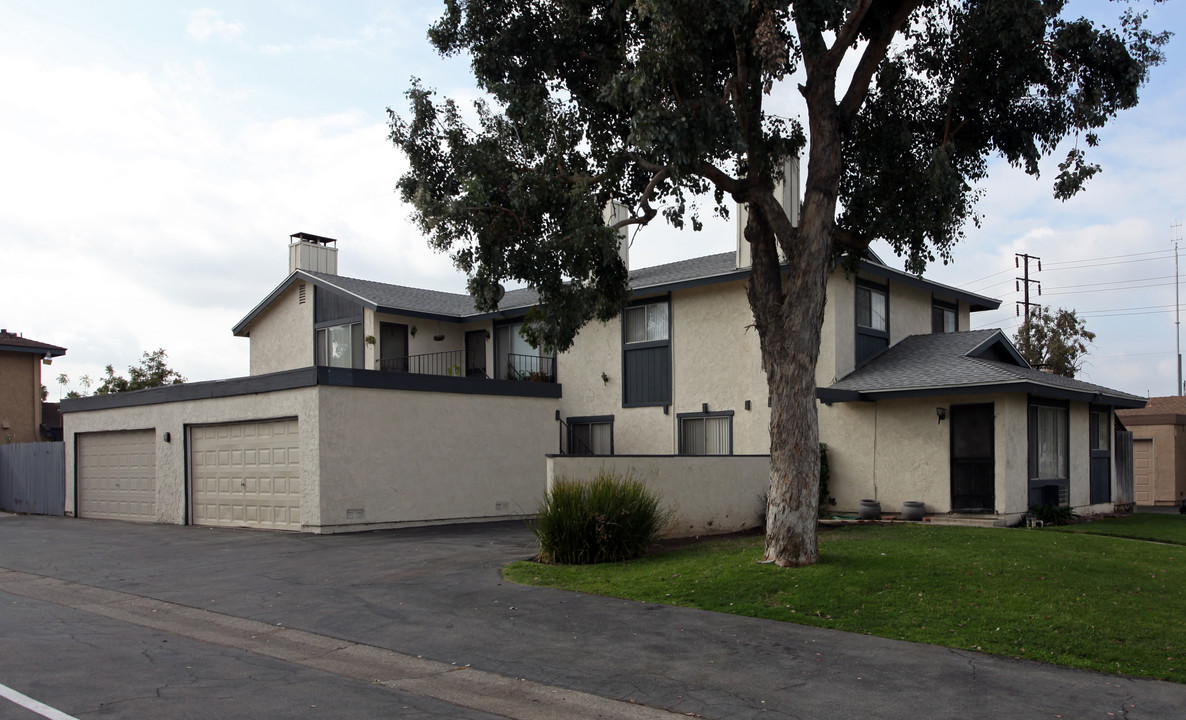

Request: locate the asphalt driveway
(1, 514), (1183, 719)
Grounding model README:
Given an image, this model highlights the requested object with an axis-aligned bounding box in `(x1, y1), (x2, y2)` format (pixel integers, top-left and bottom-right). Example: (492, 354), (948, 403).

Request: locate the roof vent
(289, 232), (338, 275)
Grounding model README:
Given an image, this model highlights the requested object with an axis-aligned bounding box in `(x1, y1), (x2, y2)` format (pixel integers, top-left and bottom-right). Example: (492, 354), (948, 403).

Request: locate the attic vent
(298, 284), (307, 304)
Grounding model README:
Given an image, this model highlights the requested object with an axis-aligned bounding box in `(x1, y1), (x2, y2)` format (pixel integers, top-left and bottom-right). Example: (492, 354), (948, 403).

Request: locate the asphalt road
(1, 514), (1184, 719)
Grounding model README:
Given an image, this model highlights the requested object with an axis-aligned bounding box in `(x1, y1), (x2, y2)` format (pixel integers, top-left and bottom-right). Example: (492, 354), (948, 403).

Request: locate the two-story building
(61, 226), (1143, 534)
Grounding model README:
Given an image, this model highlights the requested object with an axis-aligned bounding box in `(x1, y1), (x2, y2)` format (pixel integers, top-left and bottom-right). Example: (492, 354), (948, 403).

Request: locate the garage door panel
(191, 419), (300, 531)
(1134, 439), (1153, 506)
(77, 430), (157, 523)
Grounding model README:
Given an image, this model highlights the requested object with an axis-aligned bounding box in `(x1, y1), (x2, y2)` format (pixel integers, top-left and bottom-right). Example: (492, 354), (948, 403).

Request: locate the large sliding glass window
(316, 322), (363, 369)
(1028, 399), (1070, 507)
(567, 416), (613, 455)
(494, 322), (554, 381)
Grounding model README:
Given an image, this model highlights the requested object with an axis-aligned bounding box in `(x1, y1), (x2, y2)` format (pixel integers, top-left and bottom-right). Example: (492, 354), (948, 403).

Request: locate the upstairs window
(316, 322), (362, 369)
(932, 300), (957, 333)
(855, 280), (889, 366)
(625, 303), (669, 344)
(622, 297), (672, 407)
(856, 284), (887, 332)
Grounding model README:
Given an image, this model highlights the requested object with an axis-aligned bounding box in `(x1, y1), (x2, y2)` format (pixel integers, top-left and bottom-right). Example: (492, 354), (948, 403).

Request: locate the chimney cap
(290, 232), (338, 246)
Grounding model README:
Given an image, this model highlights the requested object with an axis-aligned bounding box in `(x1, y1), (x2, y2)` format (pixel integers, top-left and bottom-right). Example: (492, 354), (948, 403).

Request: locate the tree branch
(838, 0), (922, 117)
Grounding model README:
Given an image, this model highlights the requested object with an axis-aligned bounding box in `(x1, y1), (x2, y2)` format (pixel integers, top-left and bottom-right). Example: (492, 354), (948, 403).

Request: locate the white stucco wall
(547, 454), (770, 538)
(558, 279), (771, 454)
(315, 386), (557, 531)
(63, 387), (320, 526)
(246, 283), (313, 376)
(887, 281), (934, 342)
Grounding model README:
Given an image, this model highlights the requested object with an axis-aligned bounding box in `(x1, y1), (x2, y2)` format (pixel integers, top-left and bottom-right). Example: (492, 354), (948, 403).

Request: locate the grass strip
(504, 520), (1186, 683)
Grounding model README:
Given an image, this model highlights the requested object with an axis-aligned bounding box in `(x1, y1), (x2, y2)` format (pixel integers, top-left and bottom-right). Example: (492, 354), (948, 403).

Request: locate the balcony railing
(375, 350), (555, 382)
(501, 353), (555, 383)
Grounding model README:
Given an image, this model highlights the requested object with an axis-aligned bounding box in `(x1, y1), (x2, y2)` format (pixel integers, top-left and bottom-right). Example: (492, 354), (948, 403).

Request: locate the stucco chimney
(603, 201), (630, 271)
(288, 232), (338, 275)
(736, 157), (800, 269)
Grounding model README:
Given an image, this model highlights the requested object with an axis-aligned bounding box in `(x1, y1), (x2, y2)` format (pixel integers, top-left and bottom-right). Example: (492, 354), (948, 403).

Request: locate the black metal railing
(502, 353), (555, 382)
(557, 416), (596, 455)
(376, 350), (467, 377)
(375, 350), (556, 381)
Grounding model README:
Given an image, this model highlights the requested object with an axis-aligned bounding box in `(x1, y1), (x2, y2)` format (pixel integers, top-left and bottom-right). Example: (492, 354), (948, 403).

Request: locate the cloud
(186, 9), (245, 43)
(0, 52), (454, 388)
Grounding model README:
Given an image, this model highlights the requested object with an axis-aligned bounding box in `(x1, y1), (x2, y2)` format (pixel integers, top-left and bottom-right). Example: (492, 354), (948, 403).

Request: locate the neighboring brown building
(1116, 396), (1186, 507)
(0, 329), (67, 444)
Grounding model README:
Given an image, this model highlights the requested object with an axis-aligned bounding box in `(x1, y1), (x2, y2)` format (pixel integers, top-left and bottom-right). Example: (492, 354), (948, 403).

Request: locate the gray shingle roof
(0, 330), (66, 356)
(820, 329), (1144, 407)
(234, 248), (997, 333)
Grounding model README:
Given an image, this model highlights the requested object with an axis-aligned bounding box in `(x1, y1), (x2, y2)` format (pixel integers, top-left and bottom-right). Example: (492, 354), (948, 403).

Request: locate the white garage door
(191, 419), (301, 530)
(77, 430), (157, 522)
(1133, 438), (1153, 506)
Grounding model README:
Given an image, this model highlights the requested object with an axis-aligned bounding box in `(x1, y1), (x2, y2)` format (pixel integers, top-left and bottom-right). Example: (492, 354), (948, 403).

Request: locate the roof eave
(858, 259), (1001, 312)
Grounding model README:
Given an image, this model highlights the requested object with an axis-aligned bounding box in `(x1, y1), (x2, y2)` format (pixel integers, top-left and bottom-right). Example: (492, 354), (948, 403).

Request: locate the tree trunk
(747, 67), (844, 568)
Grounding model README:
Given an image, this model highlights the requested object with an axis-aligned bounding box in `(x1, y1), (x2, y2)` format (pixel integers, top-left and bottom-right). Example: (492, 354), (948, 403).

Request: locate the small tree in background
(1014, 306), (1095, 378)
(95, 349), (186, 394)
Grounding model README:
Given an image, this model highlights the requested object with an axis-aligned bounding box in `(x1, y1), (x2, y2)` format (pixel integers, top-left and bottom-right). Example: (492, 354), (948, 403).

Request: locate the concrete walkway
(1, 514), (1183, 719)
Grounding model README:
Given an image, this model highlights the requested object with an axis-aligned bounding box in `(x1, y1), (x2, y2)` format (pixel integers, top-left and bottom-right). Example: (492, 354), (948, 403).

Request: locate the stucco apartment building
(59, 220), (1145, 535)
(1, 330), (66, 444)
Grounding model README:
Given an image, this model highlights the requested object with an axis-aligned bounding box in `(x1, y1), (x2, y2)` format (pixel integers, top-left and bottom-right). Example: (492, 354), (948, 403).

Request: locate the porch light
(936, 407), (947, 424)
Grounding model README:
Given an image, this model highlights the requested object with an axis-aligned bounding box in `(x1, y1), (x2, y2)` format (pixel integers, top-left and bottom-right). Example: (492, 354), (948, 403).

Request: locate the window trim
(566, 414), (614, 456)
(315, 321), (363, 369)
(622, 294), (672, 408)
(677, 409), (734, 456)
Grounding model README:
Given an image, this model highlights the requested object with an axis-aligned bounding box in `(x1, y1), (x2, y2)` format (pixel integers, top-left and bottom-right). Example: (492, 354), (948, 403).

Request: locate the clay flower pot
(901, 501), (926, 521)
(858, 499), (881, 520)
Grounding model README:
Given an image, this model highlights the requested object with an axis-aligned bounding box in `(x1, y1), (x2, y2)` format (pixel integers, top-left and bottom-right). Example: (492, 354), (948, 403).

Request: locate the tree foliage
(1015, 306), (1096, 378)
(95, 349), (186, 395)
(389, 0), (1167, 566)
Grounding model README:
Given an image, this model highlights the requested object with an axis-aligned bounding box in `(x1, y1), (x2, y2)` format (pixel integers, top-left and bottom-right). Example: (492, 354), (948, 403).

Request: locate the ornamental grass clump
(532, 472), (670, 564)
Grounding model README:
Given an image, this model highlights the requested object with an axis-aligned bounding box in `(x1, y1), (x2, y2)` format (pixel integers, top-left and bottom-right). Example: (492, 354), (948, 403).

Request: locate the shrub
(532, 472), (670, 564)
(1029, 504), (1079, 526)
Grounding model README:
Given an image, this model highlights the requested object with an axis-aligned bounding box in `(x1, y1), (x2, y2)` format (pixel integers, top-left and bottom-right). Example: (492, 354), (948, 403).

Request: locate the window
(856, 285), (887, 331)
(1035, 405), (1068, 479)
(622, 297), (672, 406)
(625, 303), (669, 344)
(1090, 410), (1110, 451)
(494, 322), (554, 381)
(678, 411), (733, 455)
(932, 301), (957, 333)
(567, 416), (613, 455)
(855, 280), (889, 366)
(316, 322), (363, 368)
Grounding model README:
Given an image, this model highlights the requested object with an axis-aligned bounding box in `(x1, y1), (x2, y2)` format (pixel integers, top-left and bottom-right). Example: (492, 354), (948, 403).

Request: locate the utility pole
(1174, 222), (1183, 395)
(1015, 253), (1042, 361)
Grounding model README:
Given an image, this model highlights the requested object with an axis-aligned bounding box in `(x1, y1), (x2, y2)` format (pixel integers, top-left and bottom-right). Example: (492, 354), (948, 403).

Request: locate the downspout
(872, 401), (879, 501)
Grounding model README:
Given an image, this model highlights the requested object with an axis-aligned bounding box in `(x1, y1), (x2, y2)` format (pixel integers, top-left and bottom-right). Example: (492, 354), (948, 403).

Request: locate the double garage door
(76, 419), (300, 530)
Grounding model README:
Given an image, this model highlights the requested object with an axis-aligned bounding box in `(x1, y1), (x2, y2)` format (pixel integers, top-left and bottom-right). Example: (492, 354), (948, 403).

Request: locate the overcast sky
(1, 1), (1183, 399)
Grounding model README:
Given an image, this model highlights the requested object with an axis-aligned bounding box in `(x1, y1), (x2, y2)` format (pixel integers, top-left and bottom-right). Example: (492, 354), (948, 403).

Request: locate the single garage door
(1133, 438), (1153, 506)
(77, 430), (157, 522)
(191, 419), (301, 530)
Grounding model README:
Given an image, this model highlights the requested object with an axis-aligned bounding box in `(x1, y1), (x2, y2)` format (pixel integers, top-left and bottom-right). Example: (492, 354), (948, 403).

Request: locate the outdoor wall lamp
(410, 325), (417, 337)
(936, 407), (947, 424)
(163, 432), (171, 443)
(601, 371), (609, 385)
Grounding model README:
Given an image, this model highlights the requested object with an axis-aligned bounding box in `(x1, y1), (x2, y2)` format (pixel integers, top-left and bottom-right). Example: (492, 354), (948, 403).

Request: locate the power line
(1044, 281), (1176, 296)
(1041, 255), (1176, 272)
(1043, 274), (1176, 291)
(1043, 247), (1176, 268)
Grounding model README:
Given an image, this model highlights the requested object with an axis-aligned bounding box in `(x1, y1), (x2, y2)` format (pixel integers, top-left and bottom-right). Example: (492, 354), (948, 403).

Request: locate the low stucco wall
(546, 454), (770, 539)
(315, 386), (557, 531)
(63, 387), (320, 525)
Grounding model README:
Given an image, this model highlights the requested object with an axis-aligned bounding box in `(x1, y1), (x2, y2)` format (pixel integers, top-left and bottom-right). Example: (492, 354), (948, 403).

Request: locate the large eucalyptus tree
(390, 0), (1168, 566)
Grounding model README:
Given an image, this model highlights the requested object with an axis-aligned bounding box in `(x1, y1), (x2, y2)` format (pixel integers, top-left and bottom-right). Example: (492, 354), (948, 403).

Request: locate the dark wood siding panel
(624, 346), (671, 406)
(314, 287), (363, 324)
(855, 333), (889, 366)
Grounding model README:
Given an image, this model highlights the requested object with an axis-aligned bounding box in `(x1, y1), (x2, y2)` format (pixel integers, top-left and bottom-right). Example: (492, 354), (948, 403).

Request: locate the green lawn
(504, 517), (1186, 683)
(1052, 513), (1186, 545)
